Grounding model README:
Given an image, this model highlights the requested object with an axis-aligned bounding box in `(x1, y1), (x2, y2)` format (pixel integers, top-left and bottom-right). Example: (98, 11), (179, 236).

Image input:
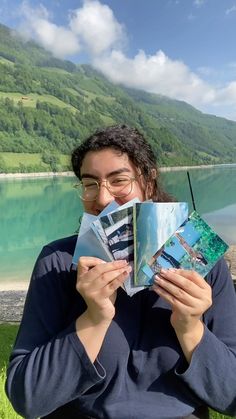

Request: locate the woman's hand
(77, 257), (132, 324)
(152, 268), (212, 362)
(75, 257), (131, 362)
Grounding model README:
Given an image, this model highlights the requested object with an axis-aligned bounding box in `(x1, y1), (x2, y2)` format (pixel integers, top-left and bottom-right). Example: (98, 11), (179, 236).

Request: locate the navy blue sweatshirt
(5, 235), (236, 419)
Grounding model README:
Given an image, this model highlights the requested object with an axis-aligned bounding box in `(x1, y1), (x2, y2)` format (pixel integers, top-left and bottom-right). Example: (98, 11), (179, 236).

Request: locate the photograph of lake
(0, 165), (236, 289)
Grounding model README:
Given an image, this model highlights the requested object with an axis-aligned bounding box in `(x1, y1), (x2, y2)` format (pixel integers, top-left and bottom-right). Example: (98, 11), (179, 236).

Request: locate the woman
(6, 125), (236, 419)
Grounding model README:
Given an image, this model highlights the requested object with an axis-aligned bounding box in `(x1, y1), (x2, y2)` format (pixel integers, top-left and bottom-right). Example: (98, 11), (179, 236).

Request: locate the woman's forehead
(80, 148), (138, 176)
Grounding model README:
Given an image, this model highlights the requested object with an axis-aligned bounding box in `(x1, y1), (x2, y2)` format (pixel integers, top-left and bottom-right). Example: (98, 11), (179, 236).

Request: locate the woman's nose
(95, 182), (114, 208)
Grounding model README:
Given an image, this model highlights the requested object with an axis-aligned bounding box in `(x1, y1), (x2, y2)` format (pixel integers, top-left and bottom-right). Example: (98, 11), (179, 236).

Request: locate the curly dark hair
(71, 125), (173, 202)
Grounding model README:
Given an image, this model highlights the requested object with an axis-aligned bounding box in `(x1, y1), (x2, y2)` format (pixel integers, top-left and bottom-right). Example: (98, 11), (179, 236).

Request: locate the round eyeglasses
(74, 174), (141, 201)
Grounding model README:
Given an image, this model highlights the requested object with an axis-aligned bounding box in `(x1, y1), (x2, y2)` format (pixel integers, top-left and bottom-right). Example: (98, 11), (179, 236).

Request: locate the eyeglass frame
(73, 173), (142, 202)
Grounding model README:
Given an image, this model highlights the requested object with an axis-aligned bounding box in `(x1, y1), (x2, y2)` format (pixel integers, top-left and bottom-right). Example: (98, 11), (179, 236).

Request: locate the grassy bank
(0, 152), (71, 173)
(0, 323), (21, 418)
(0, 323), (234, 418)
(1, 151), (236, 176)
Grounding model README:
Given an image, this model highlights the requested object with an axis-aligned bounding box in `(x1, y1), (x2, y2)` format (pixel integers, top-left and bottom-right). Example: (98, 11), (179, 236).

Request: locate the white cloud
(69, 0), (125, 55)
(93, 49), (216, 106)
(20, 1), (50, 21)
(19, 1), (80, 58)
(214, 82), (236, 104)
(93, 49), (236, 117)
(18, 0), (125, 58)
(225, 5), (236, 15)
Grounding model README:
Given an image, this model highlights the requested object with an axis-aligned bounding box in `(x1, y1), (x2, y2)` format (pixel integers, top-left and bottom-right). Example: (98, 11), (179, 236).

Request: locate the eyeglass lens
(79, 175), (135, 200)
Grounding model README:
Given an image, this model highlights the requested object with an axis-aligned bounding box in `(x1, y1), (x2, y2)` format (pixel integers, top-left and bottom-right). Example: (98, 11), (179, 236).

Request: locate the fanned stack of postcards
(72, 199), (229, 296)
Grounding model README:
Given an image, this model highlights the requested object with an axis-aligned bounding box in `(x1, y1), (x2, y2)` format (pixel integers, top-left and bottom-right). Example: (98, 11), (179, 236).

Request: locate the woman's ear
(151, 168), (157, 179)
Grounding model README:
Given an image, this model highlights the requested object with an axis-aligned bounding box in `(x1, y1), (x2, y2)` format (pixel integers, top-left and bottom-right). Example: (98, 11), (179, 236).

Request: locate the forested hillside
(0, 23), (236, 172)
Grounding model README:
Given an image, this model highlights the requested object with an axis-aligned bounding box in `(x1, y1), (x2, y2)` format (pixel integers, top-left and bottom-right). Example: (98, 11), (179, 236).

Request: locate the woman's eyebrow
(81, 168), (132, 179)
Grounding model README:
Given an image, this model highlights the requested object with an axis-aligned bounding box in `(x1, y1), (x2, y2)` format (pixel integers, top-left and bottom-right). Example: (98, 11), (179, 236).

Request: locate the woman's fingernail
(155, 277), (164, 287)
(115, 259), (128, 265)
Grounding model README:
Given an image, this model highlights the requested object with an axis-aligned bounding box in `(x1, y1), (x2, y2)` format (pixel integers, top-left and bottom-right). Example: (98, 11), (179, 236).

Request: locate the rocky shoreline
(0, 245), (235, 323)
(225, 245), (236, 281)
(0, 291), (26, 323)
(0, 171), (74, 179)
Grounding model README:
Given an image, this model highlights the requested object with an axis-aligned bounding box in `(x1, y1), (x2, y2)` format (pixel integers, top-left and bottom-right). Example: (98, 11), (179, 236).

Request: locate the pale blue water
(0, 176), (82, 285)
(0, 165), (235, 286)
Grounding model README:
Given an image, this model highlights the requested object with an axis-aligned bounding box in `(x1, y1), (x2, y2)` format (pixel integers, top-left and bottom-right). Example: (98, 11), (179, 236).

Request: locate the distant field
(100, 114), (115, 124)
(0, 57), (14, 66)
(41, 67), (71, 75)
(0, 152), (70, 172)
(1, 152), (48, 168)
(0, 91), (77, 112)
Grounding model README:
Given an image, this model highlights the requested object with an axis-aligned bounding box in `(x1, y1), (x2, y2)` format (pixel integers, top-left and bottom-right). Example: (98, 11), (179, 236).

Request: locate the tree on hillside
(41, 151), (60, 172)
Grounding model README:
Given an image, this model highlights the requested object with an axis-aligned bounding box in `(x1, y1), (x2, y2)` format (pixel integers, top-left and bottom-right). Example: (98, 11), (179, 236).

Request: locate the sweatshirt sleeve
(175, 258), (236, 416)
(5, 243), (106, 419)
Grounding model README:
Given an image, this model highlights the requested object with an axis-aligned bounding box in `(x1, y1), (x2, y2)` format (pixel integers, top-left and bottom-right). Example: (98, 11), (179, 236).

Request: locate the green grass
(41, 67), (71, 75)
(0, 323), (234, 418)
(0, 57), (14, 66)
(100, 114), (115, 125)
(0, 369), (22, 419)
(0, 91), (77, 111)
(210, 413), (235, 419)
(0, 323), (21, 418)
(0, 152), (48, 168)
(0, 151), (71, 171)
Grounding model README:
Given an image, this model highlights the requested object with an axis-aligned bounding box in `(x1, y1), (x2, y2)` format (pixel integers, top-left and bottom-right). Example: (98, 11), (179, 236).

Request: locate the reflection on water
(0, 166), (236, 285)
(0, 176), (83, 284)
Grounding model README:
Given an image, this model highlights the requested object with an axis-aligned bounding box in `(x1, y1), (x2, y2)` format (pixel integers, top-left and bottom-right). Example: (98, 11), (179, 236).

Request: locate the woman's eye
(111, 178), (128, 185)
(84, 182), (97, 189)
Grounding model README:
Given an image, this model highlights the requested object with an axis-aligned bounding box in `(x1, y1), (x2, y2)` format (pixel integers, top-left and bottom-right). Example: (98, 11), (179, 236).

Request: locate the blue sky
(1, 0), (236, 120)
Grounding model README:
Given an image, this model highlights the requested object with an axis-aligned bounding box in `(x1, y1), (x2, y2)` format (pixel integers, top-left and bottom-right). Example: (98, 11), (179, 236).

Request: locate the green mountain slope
(0, 23), (236, 172)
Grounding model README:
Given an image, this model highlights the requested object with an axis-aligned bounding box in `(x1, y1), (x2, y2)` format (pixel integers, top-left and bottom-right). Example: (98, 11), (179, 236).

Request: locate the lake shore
(0, 281), (29, 291)
(1, 162), (236, 179)
(0, 171), (74, 179)
(225, 245), (236, 280)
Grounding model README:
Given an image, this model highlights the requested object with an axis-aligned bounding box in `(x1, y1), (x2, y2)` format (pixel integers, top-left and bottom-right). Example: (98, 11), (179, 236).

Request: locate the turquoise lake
(0, 165), (236, 287)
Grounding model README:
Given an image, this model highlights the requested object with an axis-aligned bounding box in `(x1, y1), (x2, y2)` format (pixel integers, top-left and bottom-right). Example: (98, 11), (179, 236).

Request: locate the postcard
(133, 202), (189, 286)
(72, 199), (139, 266)
(72, 201), (120, 265)
(78, 201), (119, 237)
(98, 206), (134, 261)
(91, 198), (141, 295)
(139, 211), (229, 286)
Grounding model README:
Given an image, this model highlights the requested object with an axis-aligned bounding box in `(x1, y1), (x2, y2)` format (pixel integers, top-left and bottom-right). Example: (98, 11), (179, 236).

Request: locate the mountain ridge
(0, 22), (236, 172)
